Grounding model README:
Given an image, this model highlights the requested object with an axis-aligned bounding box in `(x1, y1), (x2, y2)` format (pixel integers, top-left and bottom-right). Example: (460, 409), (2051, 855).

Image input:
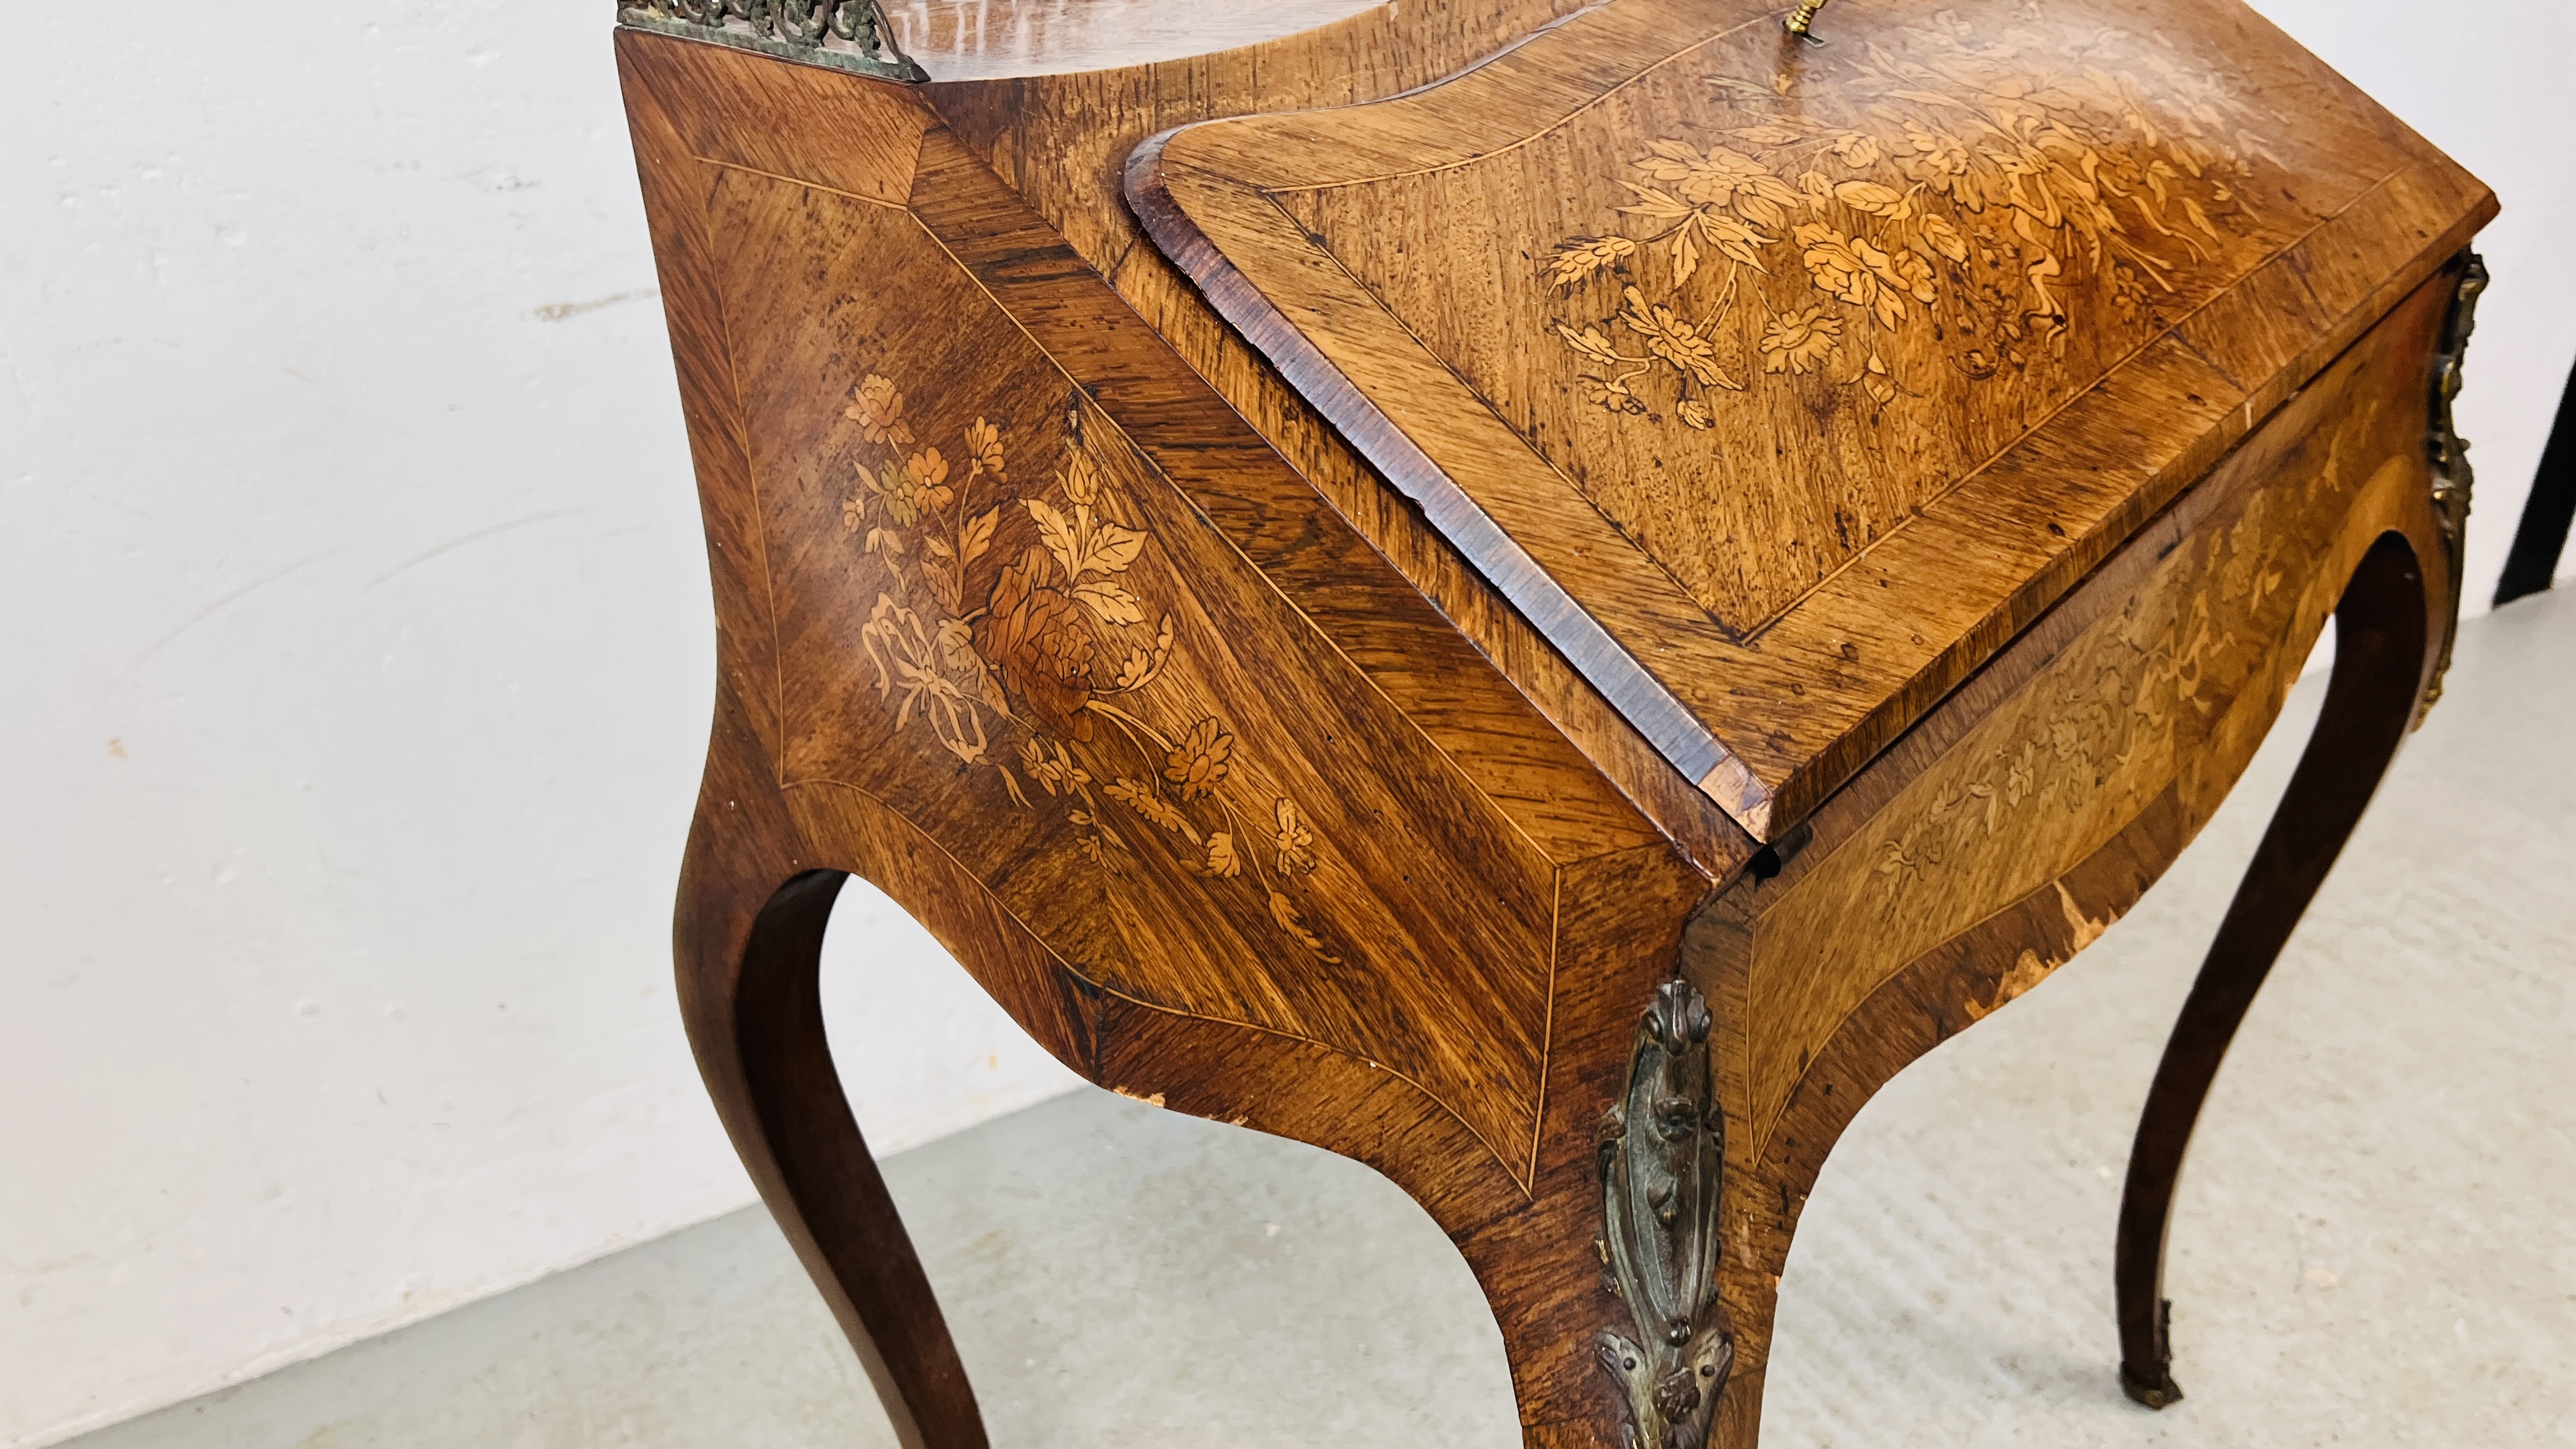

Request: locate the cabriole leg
(2113, 530), (2432, 1407)
(675, 841), (988, 1449)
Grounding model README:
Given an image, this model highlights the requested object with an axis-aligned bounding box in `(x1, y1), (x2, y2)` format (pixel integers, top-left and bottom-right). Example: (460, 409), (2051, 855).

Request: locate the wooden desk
(613, 2), (2493, 1443)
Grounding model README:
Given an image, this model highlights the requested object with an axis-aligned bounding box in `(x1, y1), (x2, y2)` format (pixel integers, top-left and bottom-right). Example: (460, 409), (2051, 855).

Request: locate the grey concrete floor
(66, 590), (2575, 1448)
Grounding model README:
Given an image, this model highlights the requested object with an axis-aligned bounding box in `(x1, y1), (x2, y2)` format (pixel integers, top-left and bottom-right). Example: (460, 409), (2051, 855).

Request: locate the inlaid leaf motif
(1548, 5), (2274, 422)
(1829, 131), (1882, 169)
(1694, 210), (1773, 270)
(1112, 648), (1155, 691)
(1072, 578), (1144, 627)
(1729, 122), (1809, 146)
(1025, 498), (1147, 582)
(1578, 373), (1649, 416)
(1106, 777), (1197, 840)
(1832, 180), (1911, 218)
(1796, 224), (1899, 326)
(1268, 891), (1340, 962)
(1019, 739), (1083, 797)
(934, 617), (980, 673)
(958, 506), (999, 570)
(965, 417), (1004, 479)
(844, 371), (1349, 965)
(1917, 212), (1970, 264)
(1545, 235), (1639, 288)
(1662, 222), (1701, 287)
(1273, 799), (1315, 874)
(1616, 183), (1697, 224)
(1104, 613), (1176, 694)
(1556, 323), (1637, 370)
(1202, 832), (1241, 878)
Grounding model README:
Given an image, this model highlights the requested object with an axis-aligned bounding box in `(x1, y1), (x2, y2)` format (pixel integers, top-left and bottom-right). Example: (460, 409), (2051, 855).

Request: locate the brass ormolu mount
(2420, 250), (2488, 716)
(615, 0), (927, 82)
(1596, 980), (1736, 1448)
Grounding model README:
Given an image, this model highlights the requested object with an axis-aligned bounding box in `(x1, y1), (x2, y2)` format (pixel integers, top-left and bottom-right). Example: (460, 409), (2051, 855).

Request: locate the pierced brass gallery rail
(1596, 980), (1736, 1448)
(617, 0), (927, 82)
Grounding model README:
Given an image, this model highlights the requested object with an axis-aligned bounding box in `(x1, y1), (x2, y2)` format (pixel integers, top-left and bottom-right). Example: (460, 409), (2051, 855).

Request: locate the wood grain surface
(1132, 0), (2492, 834)
(624, 27), (1717, 1439)
(1675, 266), (2457, 1436)
(615, 6), (2483, 1444)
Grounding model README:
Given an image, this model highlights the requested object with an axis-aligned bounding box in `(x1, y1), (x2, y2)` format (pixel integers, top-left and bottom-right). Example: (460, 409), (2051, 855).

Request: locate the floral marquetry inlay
(1747, 457), (2329, 1131)
(1139, 0), (2478, 816)
(1183, 0), (2353, 640)
(838, 372), (1342, 963)
(1545, 8), (2278, 422)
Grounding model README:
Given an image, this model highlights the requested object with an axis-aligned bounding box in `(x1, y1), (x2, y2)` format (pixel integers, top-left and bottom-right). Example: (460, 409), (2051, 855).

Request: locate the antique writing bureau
(613, 0), (2493, 1443)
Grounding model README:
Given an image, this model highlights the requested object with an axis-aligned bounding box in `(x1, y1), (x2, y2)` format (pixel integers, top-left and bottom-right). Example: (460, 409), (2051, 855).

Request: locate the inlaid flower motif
(1163, 717), (1234, 801)
(1542, 8), (2271, 424)
(976, 547), (1096, 739)
(1795, 224), (1910, 330)
(1633, 140), (1802, 228)
(885, 447), (954, 525)
(1759, 307), (1843, 374)
(847, 374), (913, 445)
(1620, 286), (1735, 390)
(1273, 799), (1316, 874)
(846, 369), (1344, 964)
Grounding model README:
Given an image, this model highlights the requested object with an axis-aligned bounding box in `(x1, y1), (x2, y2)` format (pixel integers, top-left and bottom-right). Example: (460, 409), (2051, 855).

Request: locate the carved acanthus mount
(616, 0), (928, 82)
(1596, 980), (1735, 1448)
(2422, 250), (2488, 714)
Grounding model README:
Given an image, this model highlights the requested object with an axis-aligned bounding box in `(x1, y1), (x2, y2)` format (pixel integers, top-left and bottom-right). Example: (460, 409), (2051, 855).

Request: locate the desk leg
(676, 835), (990, 1449)
(2113, 530), (2431, 1407)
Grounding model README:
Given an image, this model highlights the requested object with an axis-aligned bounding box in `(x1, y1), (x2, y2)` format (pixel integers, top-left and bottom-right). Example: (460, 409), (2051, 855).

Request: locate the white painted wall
(0, 3), (2568, 1446)
(2251, 0), (2576, 604)
(0, 7), (1082, 1446)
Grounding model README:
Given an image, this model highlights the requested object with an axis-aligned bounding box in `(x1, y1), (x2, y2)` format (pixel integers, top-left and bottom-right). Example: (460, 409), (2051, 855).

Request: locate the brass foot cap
(2119, 1362), (2184, 1410)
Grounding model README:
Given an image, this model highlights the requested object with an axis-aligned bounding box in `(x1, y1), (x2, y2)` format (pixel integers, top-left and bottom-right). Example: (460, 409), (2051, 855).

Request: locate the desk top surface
(1131, 0), (2490, 835)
